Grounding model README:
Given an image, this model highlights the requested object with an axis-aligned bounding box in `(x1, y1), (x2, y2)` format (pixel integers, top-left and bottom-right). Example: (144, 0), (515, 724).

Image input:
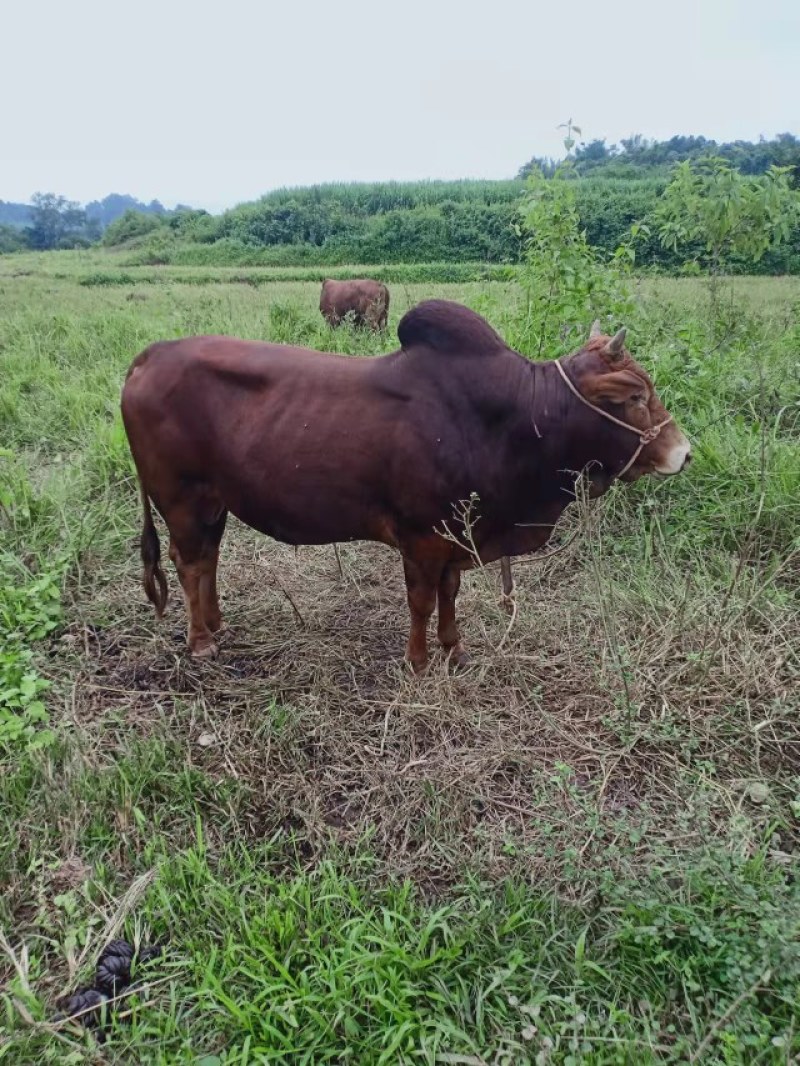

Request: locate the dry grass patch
(40, 509), (800, 894)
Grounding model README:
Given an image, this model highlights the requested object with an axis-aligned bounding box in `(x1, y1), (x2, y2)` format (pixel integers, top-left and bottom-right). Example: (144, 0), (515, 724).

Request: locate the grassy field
(0, 251), (799, 1063)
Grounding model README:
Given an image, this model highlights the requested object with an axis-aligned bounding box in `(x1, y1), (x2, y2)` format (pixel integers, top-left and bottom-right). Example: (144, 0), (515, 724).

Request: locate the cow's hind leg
(166, 502), (228, 659)
(437, 564), (469, 668)
(200, 510), (227, 634)
(402, 556), (443, 673)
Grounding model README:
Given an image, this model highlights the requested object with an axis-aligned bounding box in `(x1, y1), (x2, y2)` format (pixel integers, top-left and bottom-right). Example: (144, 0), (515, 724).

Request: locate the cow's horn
(605, 328), (627, 359)
(590, 319), (602, 338)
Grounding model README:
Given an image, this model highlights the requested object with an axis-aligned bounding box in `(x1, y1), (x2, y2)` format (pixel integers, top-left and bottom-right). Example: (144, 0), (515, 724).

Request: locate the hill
(0, 200), (33, 229)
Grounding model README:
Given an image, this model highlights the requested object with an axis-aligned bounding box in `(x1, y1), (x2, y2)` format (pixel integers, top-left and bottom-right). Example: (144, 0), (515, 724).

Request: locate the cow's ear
(603, 328), (626, 363)
(585, 369), (645, 405)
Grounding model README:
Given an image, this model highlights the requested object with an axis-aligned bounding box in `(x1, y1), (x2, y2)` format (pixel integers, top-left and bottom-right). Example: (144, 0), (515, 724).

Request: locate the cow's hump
(398, 300), (506, 356)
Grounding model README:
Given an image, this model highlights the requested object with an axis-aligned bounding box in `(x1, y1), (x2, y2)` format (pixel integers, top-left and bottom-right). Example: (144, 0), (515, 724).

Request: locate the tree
(85, 194), (167, 229)
(514, 169), (634, 357)
(512, 121), (634, 358)
(574, 139), (613, 172)
(655, 157), (800, 295)
(619, 134), (648, 156)
(24, 193), (93, 250)
(516, 155), (558, 181)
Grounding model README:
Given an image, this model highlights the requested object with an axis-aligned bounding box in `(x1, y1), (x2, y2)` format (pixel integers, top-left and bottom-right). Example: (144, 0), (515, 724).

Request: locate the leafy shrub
(512, 168), (635, 357)
(102, 209), (164, 246)
(133, 227), (179, 265)
(656, 158), (800, 276)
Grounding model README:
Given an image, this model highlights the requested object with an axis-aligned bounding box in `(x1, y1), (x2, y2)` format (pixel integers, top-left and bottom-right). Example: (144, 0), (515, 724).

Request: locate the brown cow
(320, 277), (389, 331)
(121, 302), (690, 671)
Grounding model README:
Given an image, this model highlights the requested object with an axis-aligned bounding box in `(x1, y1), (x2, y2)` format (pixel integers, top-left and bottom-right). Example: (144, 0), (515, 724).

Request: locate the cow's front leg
(499, 556), (516, 613)
(437, 564), (469, 668)
(402, 557), (441, 673)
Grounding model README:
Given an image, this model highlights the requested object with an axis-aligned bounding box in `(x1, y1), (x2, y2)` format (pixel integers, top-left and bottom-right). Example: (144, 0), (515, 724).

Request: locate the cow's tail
(138, 481), (168, 618)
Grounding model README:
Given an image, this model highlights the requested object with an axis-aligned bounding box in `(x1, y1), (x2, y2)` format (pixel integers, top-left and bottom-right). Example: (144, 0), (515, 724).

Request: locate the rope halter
(554, 358), (673, 479)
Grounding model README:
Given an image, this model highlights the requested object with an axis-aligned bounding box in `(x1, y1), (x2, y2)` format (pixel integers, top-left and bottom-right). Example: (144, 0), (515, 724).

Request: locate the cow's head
(566, 322), (691, 481)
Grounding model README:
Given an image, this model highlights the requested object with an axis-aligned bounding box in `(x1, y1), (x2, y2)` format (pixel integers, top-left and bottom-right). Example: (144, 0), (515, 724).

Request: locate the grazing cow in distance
(320, 277), (389, 331)
(121, 301), (691, 671)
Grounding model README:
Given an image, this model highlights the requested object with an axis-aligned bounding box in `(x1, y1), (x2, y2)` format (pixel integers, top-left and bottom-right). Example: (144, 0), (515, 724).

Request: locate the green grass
(0, 250), (798, 1062)
(6, 827), (798, 1064)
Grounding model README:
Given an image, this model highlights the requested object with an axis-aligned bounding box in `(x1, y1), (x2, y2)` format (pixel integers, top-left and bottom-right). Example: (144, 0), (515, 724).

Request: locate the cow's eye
(630, 393), (646, 405)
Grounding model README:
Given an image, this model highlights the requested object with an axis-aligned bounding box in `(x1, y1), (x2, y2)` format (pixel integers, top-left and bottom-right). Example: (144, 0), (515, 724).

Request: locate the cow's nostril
(683, 452), (692, 467)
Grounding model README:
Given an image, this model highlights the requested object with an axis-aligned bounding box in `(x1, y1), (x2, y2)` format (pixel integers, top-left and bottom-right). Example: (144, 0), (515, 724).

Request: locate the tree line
(117, 133), (800, 273)
(3, 133), (800, 271)
(0, 193), (175, 253)
(518, 131), (800, 181)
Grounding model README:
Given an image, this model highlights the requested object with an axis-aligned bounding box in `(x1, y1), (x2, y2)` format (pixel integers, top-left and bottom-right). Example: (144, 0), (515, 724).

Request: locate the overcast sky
(2, 0), (797, 213)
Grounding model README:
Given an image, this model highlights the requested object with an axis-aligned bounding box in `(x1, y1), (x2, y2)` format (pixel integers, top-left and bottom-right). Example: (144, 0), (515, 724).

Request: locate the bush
(0, 224), (26, 253)
(102, 209), (165, 246)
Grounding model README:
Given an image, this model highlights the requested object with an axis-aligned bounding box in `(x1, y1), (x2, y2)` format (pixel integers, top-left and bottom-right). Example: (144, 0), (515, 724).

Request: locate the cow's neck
(527, 357), (633, 488)
(465, 358), (626, 563)
(493, 357), (631, 525)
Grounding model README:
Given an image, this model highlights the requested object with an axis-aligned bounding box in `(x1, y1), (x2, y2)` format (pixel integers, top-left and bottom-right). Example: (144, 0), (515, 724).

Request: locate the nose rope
(555, 358), (673, 478)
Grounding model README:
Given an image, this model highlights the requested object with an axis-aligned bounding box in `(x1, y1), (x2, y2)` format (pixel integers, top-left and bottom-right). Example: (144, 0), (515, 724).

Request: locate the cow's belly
(208, 427), (429, 549)
(229, 501), (383, 547)
(223, 477), (398, 549)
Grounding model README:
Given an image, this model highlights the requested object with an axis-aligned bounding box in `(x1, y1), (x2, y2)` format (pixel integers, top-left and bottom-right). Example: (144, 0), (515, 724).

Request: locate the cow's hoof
(191, 640), (218, 660)
(405, 657), (428, 676)
(446, 645), (471, 671)
(499, 591), (517, 615)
